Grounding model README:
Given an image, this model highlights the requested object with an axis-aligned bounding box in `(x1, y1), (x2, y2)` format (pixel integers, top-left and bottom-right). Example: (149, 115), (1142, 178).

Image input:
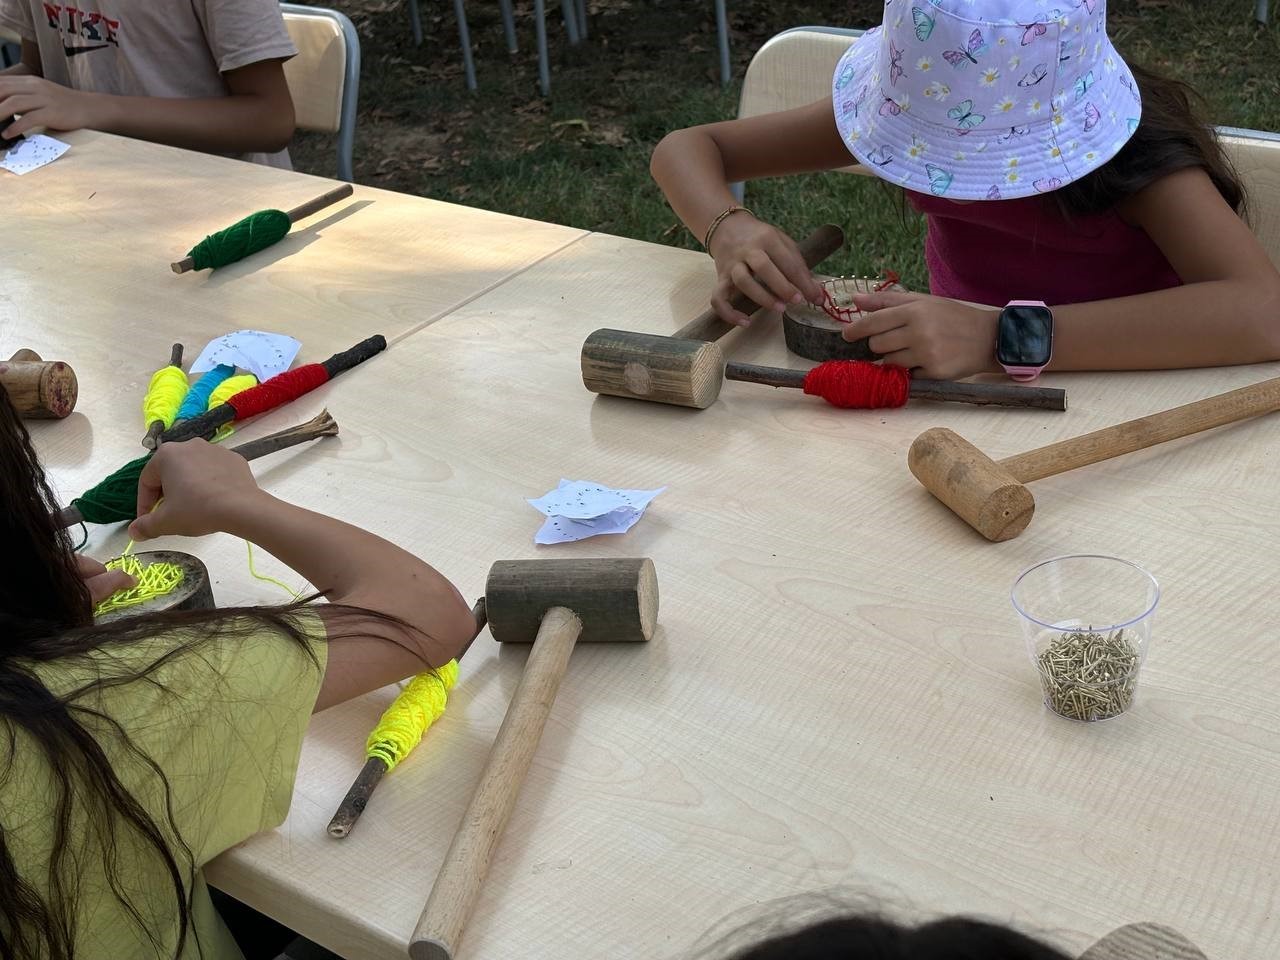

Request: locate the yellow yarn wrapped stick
(141, 343), (189, 448)
(326, 660), (460, 838)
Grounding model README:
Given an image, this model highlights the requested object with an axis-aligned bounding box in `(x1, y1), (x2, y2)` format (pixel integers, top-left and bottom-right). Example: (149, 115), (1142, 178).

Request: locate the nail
(790, 292), (804, 304)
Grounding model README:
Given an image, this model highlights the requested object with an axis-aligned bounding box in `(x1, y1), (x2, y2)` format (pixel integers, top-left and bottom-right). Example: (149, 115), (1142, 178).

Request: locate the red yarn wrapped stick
(160, 335), (387, 442)
(726, 360), (1067, 410)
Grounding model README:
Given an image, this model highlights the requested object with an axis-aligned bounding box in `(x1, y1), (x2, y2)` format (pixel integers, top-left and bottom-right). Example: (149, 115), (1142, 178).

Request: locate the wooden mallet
(1, 349), (79, 418)
(409, 558), (659, 960)
(909, 375), (1280, 541)
(581, 330), (1067, 411)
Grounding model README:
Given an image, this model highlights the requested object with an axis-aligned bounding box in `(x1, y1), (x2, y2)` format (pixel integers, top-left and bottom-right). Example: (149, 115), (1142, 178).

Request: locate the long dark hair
(714, 913), (1071, 960)
(0, 384), (375, 959)
(1052, 62), (1246, 218)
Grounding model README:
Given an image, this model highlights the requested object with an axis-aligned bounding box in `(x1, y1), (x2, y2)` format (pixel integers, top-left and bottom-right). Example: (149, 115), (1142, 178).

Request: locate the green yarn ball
(187, 208), (292, 271)
(72, 453), (151, 525)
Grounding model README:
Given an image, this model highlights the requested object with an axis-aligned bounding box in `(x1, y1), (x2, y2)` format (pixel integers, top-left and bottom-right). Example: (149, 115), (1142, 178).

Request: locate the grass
(291, 0), (1280, 292)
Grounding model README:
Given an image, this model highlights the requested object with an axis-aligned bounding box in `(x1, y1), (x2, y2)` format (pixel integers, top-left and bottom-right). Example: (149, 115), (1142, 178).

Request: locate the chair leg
(560, 0), (580, 45)
(534, 0), (551, 96)
(452, 0), (477, 92)
(729, 181), (745, 204)
(715, 0), (730, 86)
(576, 0), (588, 39)
(499, 0), (518, 53)
(407, 0), (423, 46)
(1256, 0), (1269, 23)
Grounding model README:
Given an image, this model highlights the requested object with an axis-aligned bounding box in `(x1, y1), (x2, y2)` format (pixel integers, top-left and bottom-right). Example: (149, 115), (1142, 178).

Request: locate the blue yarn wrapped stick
(174, 364), (235, 422)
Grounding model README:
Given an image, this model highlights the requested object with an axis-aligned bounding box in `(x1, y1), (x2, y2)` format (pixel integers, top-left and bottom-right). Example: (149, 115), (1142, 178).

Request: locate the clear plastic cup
(1011, 555), (1160, 722)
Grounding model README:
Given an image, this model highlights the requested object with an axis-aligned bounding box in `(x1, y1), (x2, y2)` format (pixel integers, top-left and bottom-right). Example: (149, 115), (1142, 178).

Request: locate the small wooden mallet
(409, 558), (659, 960)
(0, 349), (79, 418)
(171, 183), (355, 274)
(909, 375), (1280, 541)
(581, 330), (1067, 411)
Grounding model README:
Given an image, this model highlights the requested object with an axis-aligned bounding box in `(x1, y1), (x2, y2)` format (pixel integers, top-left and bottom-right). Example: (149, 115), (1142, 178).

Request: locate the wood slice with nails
(94, 551), (215, 624)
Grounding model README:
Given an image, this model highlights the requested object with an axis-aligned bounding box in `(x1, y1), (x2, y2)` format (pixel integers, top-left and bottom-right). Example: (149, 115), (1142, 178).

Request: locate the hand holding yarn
(708, 214), (825, 325)
(129, 439), (264, 542)
(75, 554), (137, 605)
(842, 289), (1002, 381)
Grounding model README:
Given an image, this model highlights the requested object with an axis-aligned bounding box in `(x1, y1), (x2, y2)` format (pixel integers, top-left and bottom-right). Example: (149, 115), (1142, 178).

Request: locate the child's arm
(129, 440), (478, 713)
(842, 168), (1280, 379)
(0, 58), (295, 154)
(651, 99), (851, 322)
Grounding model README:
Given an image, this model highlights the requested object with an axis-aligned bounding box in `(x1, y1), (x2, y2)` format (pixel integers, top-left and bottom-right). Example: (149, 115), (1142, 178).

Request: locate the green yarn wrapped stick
(171, 183), (355, 274)
(57, 410), (340, 528)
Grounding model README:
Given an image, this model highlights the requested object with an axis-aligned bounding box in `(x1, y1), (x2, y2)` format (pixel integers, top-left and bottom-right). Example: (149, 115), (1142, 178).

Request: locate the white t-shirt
(0, 0), (297, 167)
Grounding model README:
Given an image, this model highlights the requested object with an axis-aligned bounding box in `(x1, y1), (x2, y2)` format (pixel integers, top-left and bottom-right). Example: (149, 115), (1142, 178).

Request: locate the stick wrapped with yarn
(142, 344), (188, 449)
(59, 409), (340, 528)
(327, 600), (488, 839)
(732, 360), (1068, 411)
(172, 184), (355, 274)
(160, 335), (386, 443)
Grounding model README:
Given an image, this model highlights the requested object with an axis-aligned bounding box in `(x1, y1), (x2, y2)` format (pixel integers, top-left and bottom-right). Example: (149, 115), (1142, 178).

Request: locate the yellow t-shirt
(0, 612), (327, 959)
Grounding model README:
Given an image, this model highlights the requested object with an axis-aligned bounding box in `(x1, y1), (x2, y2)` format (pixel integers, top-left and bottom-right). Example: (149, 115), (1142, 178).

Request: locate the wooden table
(3, 129), (584, 509)
(17, 142), (1279, 960)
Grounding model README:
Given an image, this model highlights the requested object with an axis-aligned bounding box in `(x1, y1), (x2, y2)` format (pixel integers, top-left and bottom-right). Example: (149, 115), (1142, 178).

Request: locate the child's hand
(129, 439), (266, 542)
(707, 214), (825, 325)
(843, 290), (1001, 381)
(75, 555), (137, 605)
(0, 77), (94, 139)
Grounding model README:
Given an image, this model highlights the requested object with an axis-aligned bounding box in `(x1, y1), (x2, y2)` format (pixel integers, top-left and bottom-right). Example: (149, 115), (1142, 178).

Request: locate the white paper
(528, 479), (665, 545)
(189, 330), (301, 383)
(1, 134), (70, 175)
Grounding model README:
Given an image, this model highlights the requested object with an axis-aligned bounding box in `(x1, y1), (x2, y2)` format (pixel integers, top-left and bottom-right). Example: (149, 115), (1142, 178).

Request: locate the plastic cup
(1011, 555), (1159, 722)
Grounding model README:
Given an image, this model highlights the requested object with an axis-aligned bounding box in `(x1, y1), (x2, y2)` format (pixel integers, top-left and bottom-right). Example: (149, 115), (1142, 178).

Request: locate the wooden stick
(724, 361), (1068, 411)
(57, 409), (338, 529)
(142, 343), (183, 450)
(325, 598), (489, 840)
(672, 224), (845, 342)
(170, 184), (355, 274)
(1000, 374), (1280, 482)
(409, 607), (585, 960)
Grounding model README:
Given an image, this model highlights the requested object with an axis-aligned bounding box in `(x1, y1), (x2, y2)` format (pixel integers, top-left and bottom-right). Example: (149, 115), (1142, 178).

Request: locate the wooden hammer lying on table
(582, 329), (1067, 411)
(0, 349), (78, 418)
(909, 374), (1280, 541)
(409, 557), (659, 960)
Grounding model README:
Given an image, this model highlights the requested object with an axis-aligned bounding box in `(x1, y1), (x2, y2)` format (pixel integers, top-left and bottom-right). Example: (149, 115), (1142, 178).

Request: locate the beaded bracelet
(702, 205), (754, 251)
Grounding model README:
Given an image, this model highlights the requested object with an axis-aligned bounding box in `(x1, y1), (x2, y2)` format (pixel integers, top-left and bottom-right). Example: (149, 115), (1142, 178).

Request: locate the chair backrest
(739, 27), (1280, 266)
(280, 4), (360, 181)
(1, 25), (20, 69)
(1219, 127), (1280, 267)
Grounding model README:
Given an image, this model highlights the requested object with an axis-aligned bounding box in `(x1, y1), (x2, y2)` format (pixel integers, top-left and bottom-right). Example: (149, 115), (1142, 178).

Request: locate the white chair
(1219, 126), (1280, 267)
(280, 4), (361, 182)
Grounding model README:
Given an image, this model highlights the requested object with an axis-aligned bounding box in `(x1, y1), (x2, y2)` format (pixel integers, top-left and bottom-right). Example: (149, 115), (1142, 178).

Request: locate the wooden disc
(1079, 923), (1207, 960)
(782, 277), (907, 363)
(95, 551), (216, 624)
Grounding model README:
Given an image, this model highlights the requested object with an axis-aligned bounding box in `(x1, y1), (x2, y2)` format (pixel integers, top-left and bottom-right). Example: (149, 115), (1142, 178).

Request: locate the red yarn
(802, 361), (912, 409)
(227, 363), (330, 420)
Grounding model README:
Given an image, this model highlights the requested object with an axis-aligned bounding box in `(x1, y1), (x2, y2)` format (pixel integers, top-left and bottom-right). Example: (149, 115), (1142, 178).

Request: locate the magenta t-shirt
(906, 191), (1182, 306)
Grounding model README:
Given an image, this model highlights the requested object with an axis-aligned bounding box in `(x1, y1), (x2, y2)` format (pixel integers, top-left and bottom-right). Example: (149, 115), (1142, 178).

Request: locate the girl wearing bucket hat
(651, 0), (1280, 382)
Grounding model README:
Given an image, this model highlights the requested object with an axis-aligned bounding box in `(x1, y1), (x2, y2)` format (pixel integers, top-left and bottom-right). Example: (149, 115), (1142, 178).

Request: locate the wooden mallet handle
(1001, 375), (1280, 482)
(725, 362), (1068, 410)
(409, 608), (584, 960)
(673, 224), (845, 342)
(1, 350), (78, 418)
(170, 184), (355, 274)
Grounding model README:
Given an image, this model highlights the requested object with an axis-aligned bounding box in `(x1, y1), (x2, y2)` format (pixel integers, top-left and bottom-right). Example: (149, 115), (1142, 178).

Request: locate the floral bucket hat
(832, 0), (1143, 200)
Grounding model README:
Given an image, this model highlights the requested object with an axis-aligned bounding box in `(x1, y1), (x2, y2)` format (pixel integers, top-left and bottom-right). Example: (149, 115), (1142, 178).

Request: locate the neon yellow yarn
(208, 374), (257, 410)
(93, 547), (185, 617)
(366, 661), (460, 772)
(142, 365), (190, 430)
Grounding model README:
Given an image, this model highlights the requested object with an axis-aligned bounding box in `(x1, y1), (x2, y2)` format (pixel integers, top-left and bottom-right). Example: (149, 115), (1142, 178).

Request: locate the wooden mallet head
(581, 329), (725, 409)
(908, 427), (1035, 542)
(483, 557), (659, 643)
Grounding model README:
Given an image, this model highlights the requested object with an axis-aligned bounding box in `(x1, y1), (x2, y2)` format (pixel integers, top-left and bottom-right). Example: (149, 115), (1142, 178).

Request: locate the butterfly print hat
(832, 0), (1142, 201)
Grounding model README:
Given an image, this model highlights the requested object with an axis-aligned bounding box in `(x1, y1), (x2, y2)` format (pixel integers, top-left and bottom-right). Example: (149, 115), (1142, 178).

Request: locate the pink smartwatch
(996, 299), (1054, 381)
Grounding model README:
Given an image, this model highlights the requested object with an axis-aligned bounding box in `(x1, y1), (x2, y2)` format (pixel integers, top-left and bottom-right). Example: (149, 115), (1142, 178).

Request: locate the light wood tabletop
(192, 233), (1277, 959)
(15, 146), (1277, 960)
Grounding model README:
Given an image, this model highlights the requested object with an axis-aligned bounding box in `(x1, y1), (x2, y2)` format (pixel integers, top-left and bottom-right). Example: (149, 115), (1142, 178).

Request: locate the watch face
(997, 305), (1053, 367)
